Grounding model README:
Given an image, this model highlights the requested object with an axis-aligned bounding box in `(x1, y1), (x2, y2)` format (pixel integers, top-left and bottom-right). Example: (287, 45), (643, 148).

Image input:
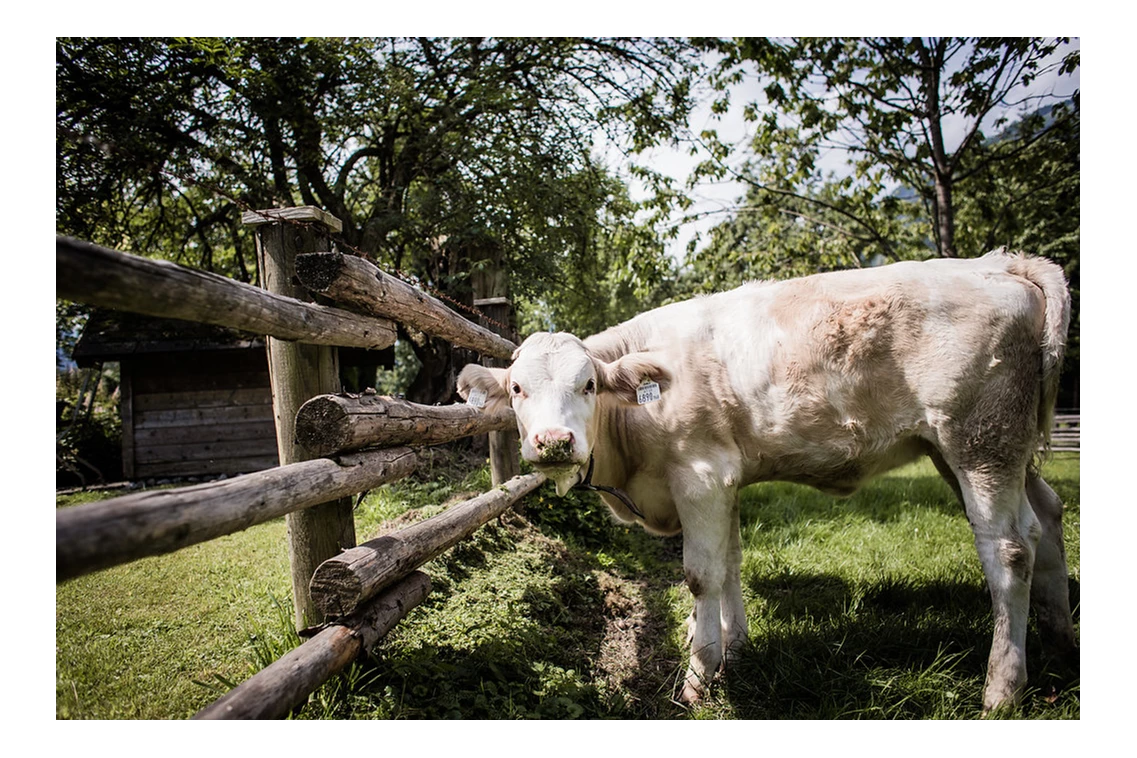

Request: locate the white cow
(458, 250), (1075, 712)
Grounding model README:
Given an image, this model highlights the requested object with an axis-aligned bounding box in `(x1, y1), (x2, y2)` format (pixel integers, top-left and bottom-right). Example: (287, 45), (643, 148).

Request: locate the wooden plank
(121, 366), (136, 480)
(133, 420), (278, 445)
(135, 404), (276, 429)
(57, 236), (396, 350)
(240, 206), (344, 234)
(132, 370), (272, 394)
(57, 447), (418, 581)
(132, 388), (273, 412)
(134, 456), (281, 479)
(294, 252), (517, 360)
(134, 438), (281, 465)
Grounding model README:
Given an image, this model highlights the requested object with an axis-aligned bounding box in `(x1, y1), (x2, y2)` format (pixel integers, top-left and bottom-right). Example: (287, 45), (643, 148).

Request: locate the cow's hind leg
(952, 463), (1041, 713)
(720, 499), (748, 661)
(1025, 473), (1077, 662)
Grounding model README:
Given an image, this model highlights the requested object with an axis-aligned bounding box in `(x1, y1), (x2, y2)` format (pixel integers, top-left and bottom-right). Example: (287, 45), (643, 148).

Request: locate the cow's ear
(457, 364), (511, 413)
(595, 351), (672, 406)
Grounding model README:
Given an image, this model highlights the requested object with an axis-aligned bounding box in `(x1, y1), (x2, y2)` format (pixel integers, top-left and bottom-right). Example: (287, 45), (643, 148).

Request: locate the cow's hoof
(679, 680), (703, 706)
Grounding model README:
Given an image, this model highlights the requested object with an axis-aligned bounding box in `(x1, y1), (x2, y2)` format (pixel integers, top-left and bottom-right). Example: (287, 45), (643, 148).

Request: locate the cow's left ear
(594, 351), (672, 406)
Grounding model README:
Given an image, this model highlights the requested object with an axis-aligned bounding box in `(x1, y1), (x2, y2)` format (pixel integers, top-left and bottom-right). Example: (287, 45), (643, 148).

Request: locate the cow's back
(587, 253), (1060, 494)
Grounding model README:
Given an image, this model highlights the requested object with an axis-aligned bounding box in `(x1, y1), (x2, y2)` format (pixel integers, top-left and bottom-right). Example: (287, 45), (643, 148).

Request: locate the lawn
(55, 451), (1079, 719)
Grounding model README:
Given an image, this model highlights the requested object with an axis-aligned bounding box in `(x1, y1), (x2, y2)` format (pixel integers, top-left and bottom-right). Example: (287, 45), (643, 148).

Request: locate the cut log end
(295, 396), (352, 457)
(309, 560), (364, 618)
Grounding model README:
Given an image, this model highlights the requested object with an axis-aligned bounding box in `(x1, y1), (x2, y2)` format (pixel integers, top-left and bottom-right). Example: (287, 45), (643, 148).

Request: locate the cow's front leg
(677, 499), (734, 704)
(681, 554), (724, 704)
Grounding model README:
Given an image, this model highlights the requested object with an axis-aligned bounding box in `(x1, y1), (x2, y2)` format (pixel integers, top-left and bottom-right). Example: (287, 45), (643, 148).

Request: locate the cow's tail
(996, 249), (1072, 452)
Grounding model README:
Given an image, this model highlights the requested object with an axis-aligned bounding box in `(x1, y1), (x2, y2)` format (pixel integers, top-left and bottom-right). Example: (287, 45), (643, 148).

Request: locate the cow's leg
(674, 488), (737, 704)
(1025, 473), (1077, 660)
(720, 498), (748, 661)
(679, 524), (726, 704)
(952, 464), (1040, 713)
(683, 501), (745, 657)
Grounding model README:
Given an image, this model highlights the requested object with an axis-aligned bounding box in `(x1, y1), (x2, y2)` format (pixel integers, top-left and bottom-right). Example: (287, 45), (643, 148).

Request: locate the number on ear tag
(636, 380), (661, 405)
(467, 388), (487, 409)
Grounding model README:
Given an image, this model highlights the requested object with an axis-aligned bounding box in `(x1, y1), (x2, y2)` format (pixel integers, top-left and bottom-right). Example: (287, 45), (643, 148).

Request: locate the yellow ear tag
(636, 380), (661, 405)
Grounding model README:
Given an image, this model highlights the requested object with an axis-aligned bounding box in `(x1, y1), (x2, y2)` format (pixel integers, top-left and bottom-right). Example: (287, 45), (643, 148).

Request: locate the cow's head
(457, 332), (670, 495)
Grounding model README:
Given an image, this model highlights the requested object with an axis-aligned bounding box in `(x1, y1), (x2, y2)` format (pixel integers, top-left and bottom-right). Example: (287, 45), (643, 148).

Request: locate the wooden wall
(123, 350), (279, 479)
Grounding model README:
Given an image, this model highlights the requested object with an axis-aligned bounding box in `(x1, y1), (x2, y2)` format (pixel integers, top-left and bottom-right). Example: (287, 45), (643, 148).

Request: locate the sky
(613, 39), (1082, 263)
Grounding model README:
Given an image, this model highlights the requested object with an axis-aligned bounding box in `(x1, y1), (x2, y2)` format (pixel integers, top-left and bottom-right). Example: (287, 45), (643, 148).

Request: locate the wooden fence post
(244, 207), (356, 630)
(470, 242), (520, 486)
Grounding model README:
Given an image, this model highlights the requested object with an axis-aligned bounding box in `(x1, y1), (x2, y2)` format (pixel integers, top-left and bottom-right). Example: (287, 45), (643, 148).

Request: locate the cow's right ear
(457, 364), (511, 413)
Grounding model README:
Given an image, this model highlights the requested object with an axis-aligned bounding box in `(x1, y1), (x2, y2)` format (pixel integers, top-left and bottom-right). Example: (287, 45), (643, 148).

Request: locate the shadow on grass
(306, 501), (691, 719)
(725, 569), (1080, 719)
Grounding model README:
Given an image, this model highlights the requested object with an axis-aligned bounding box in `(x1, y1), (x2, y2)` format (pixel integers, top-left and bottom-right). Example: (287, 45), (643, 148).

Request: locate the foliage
(57, 37), (702, 400)
(516, 176), (682, 337)
(692, 37), (1079, 262)
(56, 364), (123, 487)
(951, 100), (1081, 405)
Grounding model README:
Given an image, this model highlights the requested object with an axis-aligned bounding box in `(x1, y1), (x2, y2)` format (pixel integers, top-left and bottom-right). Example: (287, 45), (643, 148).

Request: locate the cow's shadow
(721, 569), (1080, 718)
(722, 472), (1080, 717)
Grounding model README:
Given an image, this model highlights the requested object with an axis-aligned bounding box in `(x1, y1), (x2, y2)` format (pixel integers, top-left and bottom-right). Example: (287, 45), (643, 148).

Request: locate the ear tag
(636, 380), (661, 405)
(467, 388), (487, 409)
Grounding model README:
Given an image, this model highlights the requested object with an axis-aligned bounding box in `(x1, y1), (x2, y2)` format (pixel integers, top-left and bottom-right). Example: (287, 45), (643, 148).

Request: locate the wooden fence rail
(296, 393), (517, 458)
(57, 448), (418, 582)
(310, 472), (546, 617)
(56, 236), (397, 350)
(295, 251), (517, 360)
(193, 571), (433, 720)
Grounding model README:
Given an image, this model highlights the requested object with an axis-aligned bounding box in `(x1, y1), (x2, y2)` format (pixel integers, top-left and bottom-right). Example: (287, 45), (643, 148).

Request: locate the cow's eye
(584, 379), (596, 394)
(511, 382), (523, 396)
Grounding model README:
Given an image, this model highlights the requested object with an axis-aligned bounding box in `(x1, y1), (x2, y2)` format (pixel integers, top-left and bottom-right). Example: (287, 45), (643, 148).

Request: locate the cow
(457, 250), (1075, 713)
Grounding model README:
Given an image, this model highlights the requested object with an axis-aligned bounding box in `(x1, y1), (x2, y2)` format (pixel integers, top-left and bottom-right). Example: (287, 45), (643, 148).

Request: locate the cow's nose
(532, 428), (574, 451)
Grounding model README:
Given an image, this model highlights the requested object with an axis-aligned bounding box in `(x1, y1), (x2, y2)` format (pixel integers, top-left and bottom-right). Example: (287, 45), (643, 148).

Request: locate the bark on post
(246, 207), (356, 630)
(470, 242), (521, 485)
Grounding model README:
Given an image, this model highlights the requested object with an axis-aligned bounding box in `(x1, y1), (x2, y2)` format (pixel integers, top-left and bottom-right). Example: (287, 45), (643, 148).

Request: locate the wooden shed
(72, 310), (280, 480)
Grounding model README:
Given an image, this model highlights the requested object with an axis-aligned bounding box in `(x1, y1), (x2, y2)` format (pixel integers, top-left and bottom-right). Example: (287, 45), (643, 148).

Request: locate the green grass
(56, 452), (1079, 719)
(55, 495), (292, 719)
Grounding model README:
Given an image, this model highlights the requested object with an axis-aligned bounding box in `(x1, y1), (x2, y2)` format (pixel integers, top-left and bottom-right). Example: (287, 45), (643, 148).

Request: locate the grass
(55, 451), (1079, 719)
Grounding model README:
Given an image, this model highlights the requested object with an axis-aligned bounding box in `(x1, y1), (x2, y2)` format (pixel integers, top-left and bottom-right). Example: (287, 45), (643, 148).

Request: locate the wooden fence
(1050, 412), (1080, 452)
(56, 207), (545, 719)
